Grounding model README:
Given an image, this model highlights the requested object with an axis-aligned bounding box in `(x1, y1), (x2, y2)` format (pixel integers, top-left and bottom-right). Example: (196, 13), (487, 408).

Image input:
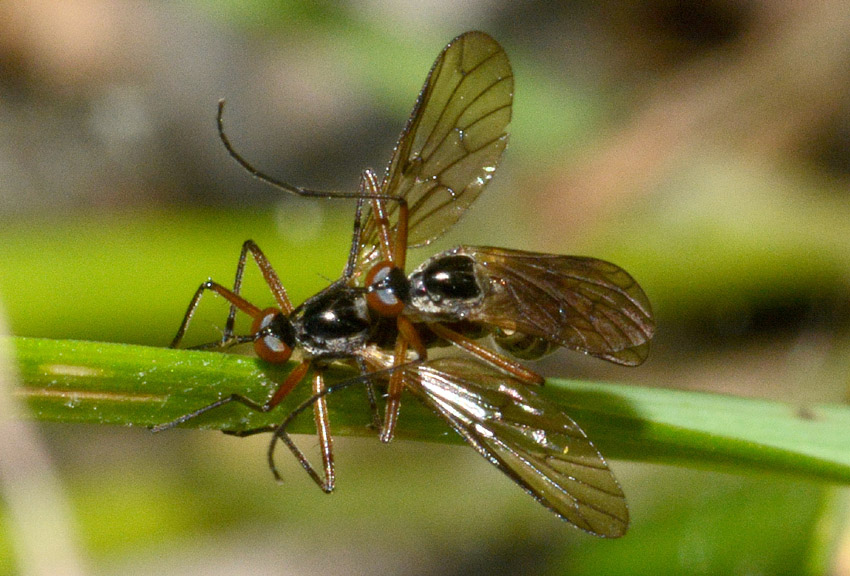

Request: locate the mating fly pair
(154, 31), (655, 538)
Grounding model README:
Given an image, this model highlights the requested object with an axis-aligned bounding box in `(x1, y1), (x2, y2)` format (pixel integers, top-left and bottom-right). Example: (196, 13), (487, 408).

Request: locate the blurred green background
(2, 1), (850, 574)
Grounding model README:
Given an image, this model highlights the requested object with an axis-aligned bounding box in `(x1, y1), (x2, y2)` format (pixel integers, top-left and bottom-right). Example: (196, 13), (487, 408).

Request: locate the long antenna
(217, 99), (403, 204)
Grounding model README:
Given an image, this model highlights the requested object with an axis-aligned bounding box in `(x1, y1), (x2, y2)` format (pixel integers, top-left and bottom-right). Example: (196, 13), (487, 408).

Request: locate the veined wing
(413, 356), (628, 536)
(358, 31), (513, 267)
(361, 350), (628, 537)
(457, 246), (656, 366)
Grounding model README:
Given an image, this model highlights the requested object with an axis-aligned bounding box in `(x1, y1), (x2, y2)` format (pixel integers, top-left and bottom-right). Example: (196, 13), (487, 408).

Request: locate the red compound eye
(251, 308), (292, 363)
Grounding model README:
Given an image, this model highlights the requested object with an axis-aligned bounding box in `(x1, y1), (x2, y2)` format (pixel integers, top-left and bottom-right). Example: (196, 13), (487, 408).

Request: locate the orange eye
(251, 308), (293, 363)
(365, 262), (406, 317)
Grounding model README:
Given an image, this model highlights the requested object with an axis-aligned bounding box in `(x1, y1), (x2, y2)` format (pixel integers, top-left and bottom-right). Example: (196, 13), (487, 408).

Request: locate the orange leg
(380, 316), (427, 443)
(269, 367), (336, 492)
(366, 173), (409, 269)
(230, 240), (294, 316)
(170, 280), (263, 349)
(391, 201), (409, 269)
(370, 197), (394, 263)
(380, 335), (409, 443)
(397, 315), (427, 360)
(427, 323), (545, 385)
(268, 360), (311, 408)
(172, 240), (292, 350)
(311, 369), (335, 492)
(223, 240), (293, 351)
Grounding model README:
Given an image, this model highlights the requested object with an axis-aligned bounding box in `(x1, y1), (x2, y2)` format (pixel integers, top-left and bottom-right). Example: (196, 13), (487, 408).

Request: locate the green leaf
(10, 336), (850, 484)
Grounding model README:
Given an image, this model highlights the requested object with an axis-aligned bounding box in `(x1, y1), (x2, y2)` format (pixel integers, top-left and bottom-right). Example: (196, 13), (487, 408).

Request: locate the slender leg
(380, 336), (409, 443)
(391, 200), (409, 269)
(397, 315), (427, 360)
(376, 316), (428, 443)
(342, 193), (367, 281)
(267, 368), (335, 492)
(190, 333), (255, 352)
(356, 356), (382, 431)
(427, 323), (545, 385)
(171, 280), (263, 349)
(359, 168), (408, 268)
(311, 369), (335, 492)
(369, 200), (394, 264)
(343, 177), (387, 426)
(224, 240), (294, 338)
(151, 360), (311, 432)
(272, 432), (325, 489)
(267, 360), (423, 484)
(360, 169), (416, 441)
(222, 425), (276, 438)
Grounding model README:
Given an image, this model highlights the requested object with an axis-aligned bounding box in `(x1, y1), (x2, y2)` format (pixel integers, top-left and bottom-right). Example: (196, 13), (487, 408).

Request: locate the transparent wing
(357, 31), (513, 268)
(398, 356), (628, 537)
(455, 246), (655, 365)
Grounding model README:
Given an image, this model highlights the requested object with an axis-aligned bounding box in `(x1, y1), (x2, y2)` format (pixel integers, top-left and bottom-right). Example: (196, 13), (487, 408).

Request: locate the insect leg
(171, 280), (263, 349)
(268, 360), (419, 484)
(391, 198), (409, 269)
(365, 177), (394, 263)
(267, 368), (335, 492)
(356, 356), (382, 430)
(379, 317), (427, 443)
(397, 315), (427, 360)
(224, 240), (294, 340)
(341, 192), (367, 281)
(380, 337), (409, 443)
(222, 425), (276, 438)
(366, 190), (410, 268)
(427, 323), (545, 385)
(151, 360), (311, 432)
(312, 369), (335, 492)
(189, 334), (255, 352)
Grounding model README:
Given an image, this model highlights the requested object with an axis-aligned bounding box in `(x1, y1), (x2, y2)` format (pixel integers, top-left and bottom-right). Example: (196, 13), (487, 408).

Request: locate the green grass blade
(10, 336), (850, 484)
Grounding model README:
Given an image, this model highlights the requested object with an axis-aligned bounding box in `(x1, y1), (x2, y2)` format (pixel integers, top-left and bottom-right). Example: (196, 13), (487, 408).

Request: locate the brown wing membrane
(456, 246), (656, 365)
(392, 355), (628, 537)
(358, 31), (513, 267)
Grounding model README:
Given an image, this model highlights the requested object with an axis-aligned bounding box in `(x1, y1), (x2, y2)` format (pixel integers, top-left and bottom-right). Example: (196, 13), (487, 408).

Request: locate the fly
(158, 31), (653, 537)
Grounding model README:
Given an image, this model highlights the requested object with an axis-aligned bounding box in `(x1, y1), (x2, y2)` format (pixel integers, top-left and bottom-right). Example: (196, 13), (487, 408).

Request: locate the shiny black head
(260, 312), (297, 350)
(251, 308), (298, 364)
